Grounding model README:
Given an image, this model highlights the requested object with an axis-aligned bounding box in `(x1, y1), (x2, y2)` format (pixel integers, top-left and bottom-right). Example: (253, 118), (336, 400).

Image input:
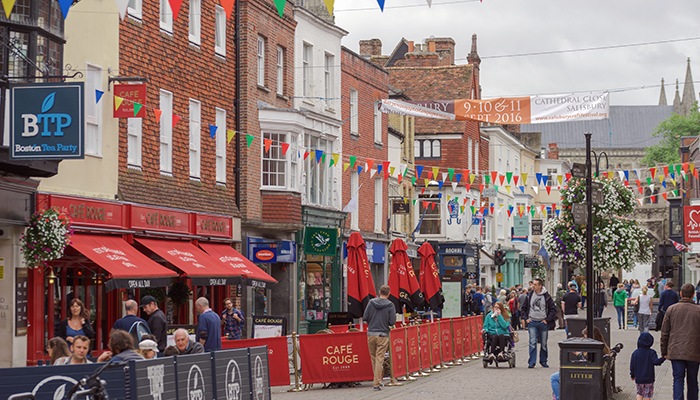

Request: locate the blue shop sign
(342, 240), (385, 264)
(247, 237), (296, 263)
(10, 83), (84, 160)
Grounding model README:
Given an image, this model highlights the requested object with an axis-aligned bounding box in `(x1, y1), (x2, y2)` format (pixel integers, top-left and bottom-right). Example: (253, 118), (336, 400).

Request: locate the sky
(333, 0), (700, 106)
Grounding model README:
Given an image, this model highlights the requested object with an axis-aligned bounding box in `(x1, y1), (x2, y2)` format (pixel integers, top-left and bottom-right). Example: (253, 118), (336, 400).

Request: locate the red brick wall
(261, 191), (302, 224)
(341, 47), (389, 234)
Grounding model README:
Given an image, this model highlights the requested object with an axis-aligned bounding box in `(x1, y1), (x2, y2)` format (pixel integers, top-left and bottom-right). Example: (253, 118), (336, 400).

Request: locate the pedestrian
(594, 282), (608, 319)
(660, 283), (700, 400)
(221, 298), (245, 340)
(174, 328), (204, 354)
(57, 299), (95, 345)
(561, 282), (581, 333)
(613, 283), (628, 329)
(554, 283), (565, 329)
(141, 295), (167, 352)
(520, 278), (557, 368)
(483, 288), (493, 320)
(96, 329), (144, 362)
(473, 286), (485, 316)
(508, 292), (519, 330)
(696, 280), (700, 305)
(464, 285), (474, 316)
(630, 332), (665, 400)
(195, 297), (221, 351)
(658, 281), (680, 329)
(518, 288), (528, 330)
(609, 273), (620, 291)
(363, 284), (396, 391)
(47, 337), (72, 365)
(254, 288), (266, 315)
(634, 287), (653, 333)
(498, 289), (507, 304)
(54, 335), (92, 365)
(623, 279), (631, 294)
(484, 301), (510, 361)
(580, 279), (587, 309)
(112, 299), (150, 334)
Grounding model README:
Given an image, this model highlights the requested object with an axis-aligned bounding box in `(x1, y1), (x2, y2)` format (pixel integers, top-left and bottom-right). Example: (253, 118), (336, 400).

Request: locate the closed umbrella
(418, 242), (444, 311)
(388, 238), (423, 313)
(346, 232), (376, 319)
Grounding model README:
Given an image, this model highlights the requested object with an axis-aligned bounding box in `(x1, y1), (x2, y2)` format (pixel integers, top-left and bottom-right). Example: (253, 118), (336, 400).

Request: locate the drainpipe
(234, 0), (241, 210)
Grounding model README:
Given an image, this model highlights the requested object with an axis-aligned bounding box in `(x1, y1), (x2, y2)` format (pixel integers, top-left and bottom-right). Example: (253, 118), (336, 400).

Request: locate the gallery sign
(10, 83), (84, 159)
(685, 206), (700, 242)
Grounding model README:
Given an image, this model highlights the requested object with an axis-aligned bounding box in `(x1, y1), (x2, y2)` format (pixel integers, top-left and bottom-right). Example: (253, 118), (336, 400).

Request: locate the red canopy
(199, 243), (277, 288)
(69, 234), (177, 291)
(388, 238), (423, 313)
(418, 242), (444, 311)
(346, 232), (376, 319)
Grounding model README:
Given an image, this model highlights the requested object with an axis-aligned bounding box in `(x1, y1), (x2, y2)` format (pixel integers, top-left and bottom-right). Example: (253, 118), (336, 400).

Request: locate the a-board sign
(524, 256), (539, 268)
(482, 188), (498, 197)
(626, 298), (660, 330)
(441, 281), (462, 318)
(572, 203), (588, 225)
(252, 315), (286, 338)
(571, 163), (586, 178)
(531, 220), (543, 236)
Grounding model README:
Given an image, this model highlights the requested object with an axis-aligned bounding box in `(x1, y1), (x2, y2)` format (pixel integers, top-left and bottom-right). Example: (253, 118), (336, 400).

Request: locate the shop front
(24, 194), (261, 364)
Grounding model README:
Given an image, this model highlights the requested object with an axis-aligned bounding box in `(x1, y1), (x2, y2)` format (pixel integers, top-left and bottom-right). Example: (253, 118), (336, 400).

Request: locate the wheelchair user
(483, 302), (511, 360)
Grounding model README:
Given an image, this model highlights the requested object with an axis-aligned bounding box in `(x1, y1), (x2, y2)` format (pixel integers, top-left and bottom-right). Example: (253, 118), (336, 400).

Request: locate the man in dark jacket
(520, 278), (557, 369)
(661, 283), (700, 400)
(363, 285), (396, 391)
(142, 295), (167, 352)
(174, 328), (205, 355)
(113, 299), (150, 333)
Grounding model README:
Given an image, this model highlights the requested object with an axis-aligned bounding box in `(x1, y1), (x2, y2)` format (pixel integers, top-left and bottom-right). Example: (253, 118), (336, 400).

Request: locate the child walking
(630, 332), (665, 400)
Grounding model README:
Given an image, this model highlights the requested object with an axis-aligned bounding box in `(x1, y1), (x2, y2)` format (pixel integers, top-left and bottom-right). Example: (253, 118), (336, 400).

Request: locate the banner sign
(418, 323), (431, 370)
(463, 317), (472, 356)
(476, 317), (484, 352)
(253, 246), (277, 263)
(113, 83), (147, 118)
(453, 318), (464, 359)
(212, 349), (250, 400)
(406, 325), (421, 373)
(299, 331), (373, 384)
(470, 316), (479, 354)
(440, 320), (454, 362)
(390, 327), (407, 377)
(48, 194), (125, 229)
(380, 92), (609, 124)
(429, 322), (441, 367)
(131, 204), (190, 234)
(304, 227), (337, 256)
(685, 206), (700, 242)
(251, 316), (287, 338)
(10, 83), (84, 159)
(513, 215), (529, 241)
(220, 337), (289, 387)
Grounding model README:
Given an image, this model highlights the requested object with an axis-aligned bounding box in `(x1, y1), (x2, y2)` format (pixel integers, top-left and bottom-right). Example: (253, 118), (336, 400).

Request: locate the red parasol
(346, 232), (377, 319)
(388, 238), (423, 313)
(418, 242), (444, 311)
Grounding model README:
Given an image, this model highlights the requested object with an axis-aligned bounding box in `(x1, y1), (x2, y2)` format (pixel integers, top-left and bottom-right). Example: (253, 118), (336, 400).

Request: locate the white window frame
(261, 132), (298, 191)
(290, 135), (298, 190)
(547, 168), (558, 187)
(418, 193), (442, 236)
(432, 140), (440, 157)
(374, 178), (383, 233)
(324, 53), (333, 101)
(468, 139), (473, 171)
(349, 88), (358, 135)
(127, 0), (142, 20)
(159, 89), (173, 174)
(497, 141), (502, 171)
(515, 156), (519, 175)
(497, 199), (504, 239)
(475, 141), (479, 174)
(127, 118), (142, 168)
(350, 172), (359, 230)
(305, 135), (333, 206)
(85, 63), (103, 157)
(257, 36), (265, 87)
(214, 6), (226, 56)
(159, 0), (172, 33)
(482, 217), (492, 242)
(188, 0), (201, 45)
(302, 43), (312, 97)
(189, 99), (201, 179)
(276, 46), (284, 95)
(374, 101), (382, 144)
(506, 147), (511, 171)
(215, 108), (226, 184)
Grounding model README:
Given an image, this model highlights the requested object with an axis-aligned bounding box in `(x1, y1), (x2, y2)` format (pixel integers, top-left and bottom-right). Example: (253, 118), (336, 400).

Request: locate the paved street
(272, 305), (674, 399)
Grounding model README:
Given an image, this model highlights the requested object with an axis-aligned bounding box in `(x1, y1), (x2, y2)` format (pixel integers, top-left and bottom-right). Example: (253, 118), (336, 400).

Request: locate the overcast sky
(334, 0), (700, 106)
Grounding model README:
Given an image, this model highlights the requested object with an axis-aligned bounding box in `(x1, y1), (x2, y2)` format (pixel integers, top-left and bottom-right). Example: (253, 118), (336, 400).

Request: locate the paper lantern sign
(114, 83), (147, 118)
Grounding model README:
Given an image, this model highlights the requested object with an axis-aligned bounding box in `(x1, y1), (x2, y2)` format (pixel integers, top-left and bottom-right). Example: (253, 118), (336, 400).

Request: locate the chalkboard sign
(213, 349), (251, 400)
(524, 256), (539, 269)
(15, 267), (28, 336)
(531, 220), (543, 236)
(626, 297), (660, 330)
(248, 346), (271, 400)
(176, 353), (215, 400)
(252, 316), (287, 338)
(129, 356), (177, 400)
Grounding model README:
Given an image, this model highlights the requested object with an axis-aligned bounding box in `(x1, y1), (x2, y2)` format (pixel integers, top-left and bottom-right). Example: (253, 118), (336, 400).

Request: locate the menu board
(15, 267), (28, 336)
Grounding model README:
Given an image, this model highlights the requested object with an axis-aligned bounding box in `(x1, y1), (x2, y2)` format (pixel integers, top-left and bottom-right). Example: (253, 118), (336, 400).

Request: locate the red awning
(69, 234), (177, 291)
(199, 243), (277, 288)
(136, 238), (241, 286)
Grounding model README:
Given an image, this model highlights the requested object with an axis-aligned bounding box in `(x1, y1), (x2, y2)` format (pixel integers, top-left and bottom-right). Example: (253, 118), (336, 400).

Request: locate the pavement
(271, 305), (677, 399)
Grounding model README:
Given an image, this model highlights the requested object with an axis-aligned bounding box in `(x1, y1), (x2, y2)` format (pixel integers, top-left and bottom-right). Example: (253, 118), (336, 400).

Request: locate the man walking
(363, 285), (396, 391)
(520, 278), (557, 368)
(142, 295), (167, 352)
(113, 299), (149, 333)
(196, 297), (222, 351)
(554, 284), (566, 329)
(518, 288), (529, 330)
(661, 283), (700, 400)
(594, 282), (608, 318)
(221, 298), (245, 340)
(561, 282), (581, 333)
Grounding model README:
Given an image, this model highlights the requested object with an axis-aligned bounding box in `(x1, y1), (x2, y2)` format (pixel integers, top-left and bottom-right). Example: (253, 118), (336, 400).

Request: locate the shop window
(305, 135), (333, 206)
(262, 132), (287, 188)
(418, 193), (441, 235)
(302, 255), (332, 322)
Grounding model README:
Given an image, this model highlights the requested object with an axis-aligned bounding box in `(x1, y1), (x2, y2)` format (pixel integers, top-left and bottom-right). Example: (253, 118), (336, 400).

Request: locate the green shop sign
(304, 227), (337, 256)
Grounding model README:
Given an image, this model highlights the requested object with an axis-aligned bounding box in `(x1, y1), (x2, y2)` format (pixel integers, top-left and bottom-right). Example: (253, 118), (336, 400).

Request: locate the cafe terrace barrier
(221, 337), (289, 387)
(0, 346), (271, 400)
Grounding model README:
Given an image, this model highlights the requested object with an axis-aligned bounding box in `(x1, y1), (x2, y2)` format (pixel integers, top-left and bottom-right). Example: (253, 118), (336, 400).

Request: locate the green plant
(21, 208), (73, 268)
(141, 287), (167, 304)
(169, 281), (191, 307)
(531, 262), (547, 280)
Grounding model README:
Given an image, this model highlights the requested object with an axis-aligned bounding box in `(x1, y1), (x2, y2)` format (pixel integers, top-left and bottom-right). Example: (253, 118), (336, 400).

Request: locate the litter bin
(566, 317), (610, 345)
(559, 337), (605, 400)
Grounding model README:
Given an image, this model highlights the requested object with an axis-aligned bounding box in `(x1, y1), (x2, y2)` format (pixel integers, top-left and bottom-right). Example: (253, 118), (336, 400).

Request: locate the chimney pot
(408, 41), (414, 53)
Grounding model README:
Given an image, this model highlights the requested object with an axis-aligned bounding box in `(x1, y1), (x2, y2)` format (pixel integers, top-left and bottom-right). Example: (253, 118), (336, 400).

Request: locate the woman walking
(613, 283), (628, 329)
(633, 286), (653, 332)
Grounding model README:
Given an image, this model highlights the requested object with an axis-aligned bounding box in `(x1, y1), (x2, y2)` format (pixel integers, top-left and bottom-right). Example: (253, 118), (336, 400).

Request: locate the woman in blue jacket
(483, 302), (510, 360)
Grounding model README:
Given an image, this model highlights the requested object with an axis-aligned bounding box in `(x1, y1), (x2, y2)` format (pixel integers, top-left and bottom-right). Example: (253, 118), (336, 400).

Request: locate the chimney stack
(548, 143), (559, 160)
(359, 39), (383, 56)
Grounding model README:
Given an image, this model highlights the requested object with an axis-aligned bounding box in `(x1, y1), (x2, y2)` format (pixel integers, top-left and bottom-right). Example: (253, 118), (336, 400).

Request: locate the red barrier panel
(220, 336), (290, 386)
(429, 322), (441, 366)
(476, 317), (484, 352)
(453, 318), (464, 359)
(299, 331), (373, 384)
(440, 319), (453, 362)
(463, 317), (472, 356)
(406, 325), (420, 373)
(328, 325), (349, 333)
(470, 316), (478, 354)
(418, 324), (431, 370)
(395, 321), (404, 328)
(390, 327), (407, 377)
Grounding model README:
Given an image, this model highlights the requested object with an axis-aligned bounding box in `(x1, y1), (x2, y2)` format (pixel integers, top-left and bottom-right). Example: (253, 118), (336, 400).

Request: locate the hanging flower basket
(21, 208), (73, 268)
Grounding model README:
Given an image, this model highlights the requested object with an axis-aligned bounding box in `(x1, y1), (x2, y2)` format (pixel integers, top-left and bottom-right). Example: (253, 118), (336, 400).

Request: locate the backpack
(128, 320), (152, 348)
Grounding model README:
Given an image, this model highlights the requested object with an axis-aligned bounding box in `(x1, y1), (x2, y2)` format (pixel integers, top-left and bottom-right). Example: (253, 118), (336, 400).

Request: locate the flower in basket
(21, 208), (73, 268)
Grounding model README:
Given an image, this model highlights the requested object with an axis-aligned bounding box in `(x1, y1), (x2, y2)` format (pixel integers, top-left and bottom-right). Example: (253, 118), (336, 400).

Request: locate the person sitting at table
(174, 328), (204, 355)
(48, 337), (72, 365)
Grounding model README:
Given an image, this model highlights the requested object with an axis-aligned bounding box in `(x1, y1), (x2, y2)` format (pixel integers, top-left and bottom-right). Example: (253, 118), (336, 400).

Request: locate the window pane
(423, 140), (430, 158)
(432, 140), (440, 157)
(414, 140), (420, 158)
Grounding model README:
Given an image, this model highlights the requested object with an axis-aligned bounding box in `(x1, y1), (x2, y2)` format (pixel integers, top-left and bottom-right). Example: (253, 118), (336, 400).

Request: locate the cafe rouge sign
(10, 83), (84, 160)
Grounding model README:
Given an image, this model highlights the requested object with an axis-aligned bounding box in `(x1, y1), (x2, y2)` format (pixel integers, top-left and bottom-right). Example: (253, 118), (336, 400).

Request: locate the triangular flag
(557, 175), (563, 186)
(303, 151), (310, 160)
(264, 138), (272, 153)
(309, 150), (316, 161)
(465, 183), (471, 191)
(343, 162), (350, 172)
(95, 90), (104, 104)
(154, 109), (163, 123)
(448, 168), (455, 181)
(133, 102), (143, 117)
(246, 134), (254, 148)
(428, 170), (433, 180)
(650, 167), (656, 180)
(2, 0), (15, 18)
(541, 175), (548, 187)
(484, 174), (490, 186)
(441, 172), (448, 182)
(624, 170), (630, 181)
(607, 171), (614, 179)
(322, 0), (334, 15)
(470, 174), (476, 184)
(220, 0), (235, 19)
(273, 0), (285, 17)
(58, 0), (72, 19)
(376, 0), (385, 11)
(519, 186), (525, 193)
(536, 173), (543, 185)
(390, 166), (395, 177)
(635, 179), (642, 187)
(350, 156), (357, 170)
(209, 125), (218, 140)
(662, 193), (668, 201)
(431, 202), (435, 210)
(172, 114), (181, 127)
(499, 175), (505, 186)
(505, 185), (511, 195)
(663, 166), (669, 178)
(521, 172), (528, 185)
(565, 173), (571, 181)
(646, 177), (652, 186)
(637, 198), (644, 206)
(330, 153), (339, 166)
(370, 169), (377, 178)
(513, 175), (519, 186)
(167, 0), (184, 20)
(546, 186), (551, 195)
(384, 161), (392, 178)
(411, 177), (416, 186)
(638, 186), (643, 195)
(532, 186), (539, 195)
(281, 142), (290, 157)
(506, 172), (513, 184)
(691, 163), (696, 174)
(438, 181), (444, 190)
(398, 174), (403, 184)
(315, 150), (324, 164)
(114, 96), (124, 110)
(454, 173), (462, 184)
(377, 164), (383, 176)
(416, 165), (424, 177)
(635, 169), (641, 179)
(367, 159), (374, 171)
(432, 167), (439, 179)
(424, 179), (429, 188)
(413, 199), (417, 206)
(479, 184), (484, 193)
(357, 166), (363, 174)
(491, 171), (498, 184)
(227, 129), (235, 144)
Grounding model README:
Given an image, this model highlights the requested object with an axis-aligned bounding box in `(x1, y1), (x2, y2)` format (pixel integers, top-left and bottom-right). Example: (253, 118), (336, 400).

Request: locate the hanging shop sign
(304, 227), (337, 256)
(247, 238), (297, 263)
(131, 205), (190, 234)
(10, 83), (84, 160)
(392, 200), (410, 214)
(512, 215), (529, 241)
(343, 240), (386, 264)
(531, 219), (543, 236)
(113, 83), (147, 118)
(685, 206), (700, 243)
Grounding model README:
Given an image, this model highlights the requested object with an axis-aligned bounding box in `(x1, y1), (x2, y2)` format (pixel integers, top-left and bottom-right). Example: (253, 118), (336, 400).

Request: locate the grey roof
(519, 105), (674, 149)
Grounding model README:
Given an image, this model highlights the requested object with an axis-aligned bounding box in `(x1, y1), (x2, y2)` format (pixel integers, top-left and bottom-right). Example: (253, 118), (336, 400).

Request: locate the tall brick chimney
(426, 37), (455, 65)
(359, 39), (382, 56)
(548, 143), (559, 159)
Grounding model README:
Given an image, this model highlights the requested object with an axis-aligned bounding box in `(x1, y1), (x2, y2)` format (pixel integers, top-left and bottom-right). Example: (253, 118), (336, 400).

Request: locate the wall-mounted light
(45, 267), (58, 284)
